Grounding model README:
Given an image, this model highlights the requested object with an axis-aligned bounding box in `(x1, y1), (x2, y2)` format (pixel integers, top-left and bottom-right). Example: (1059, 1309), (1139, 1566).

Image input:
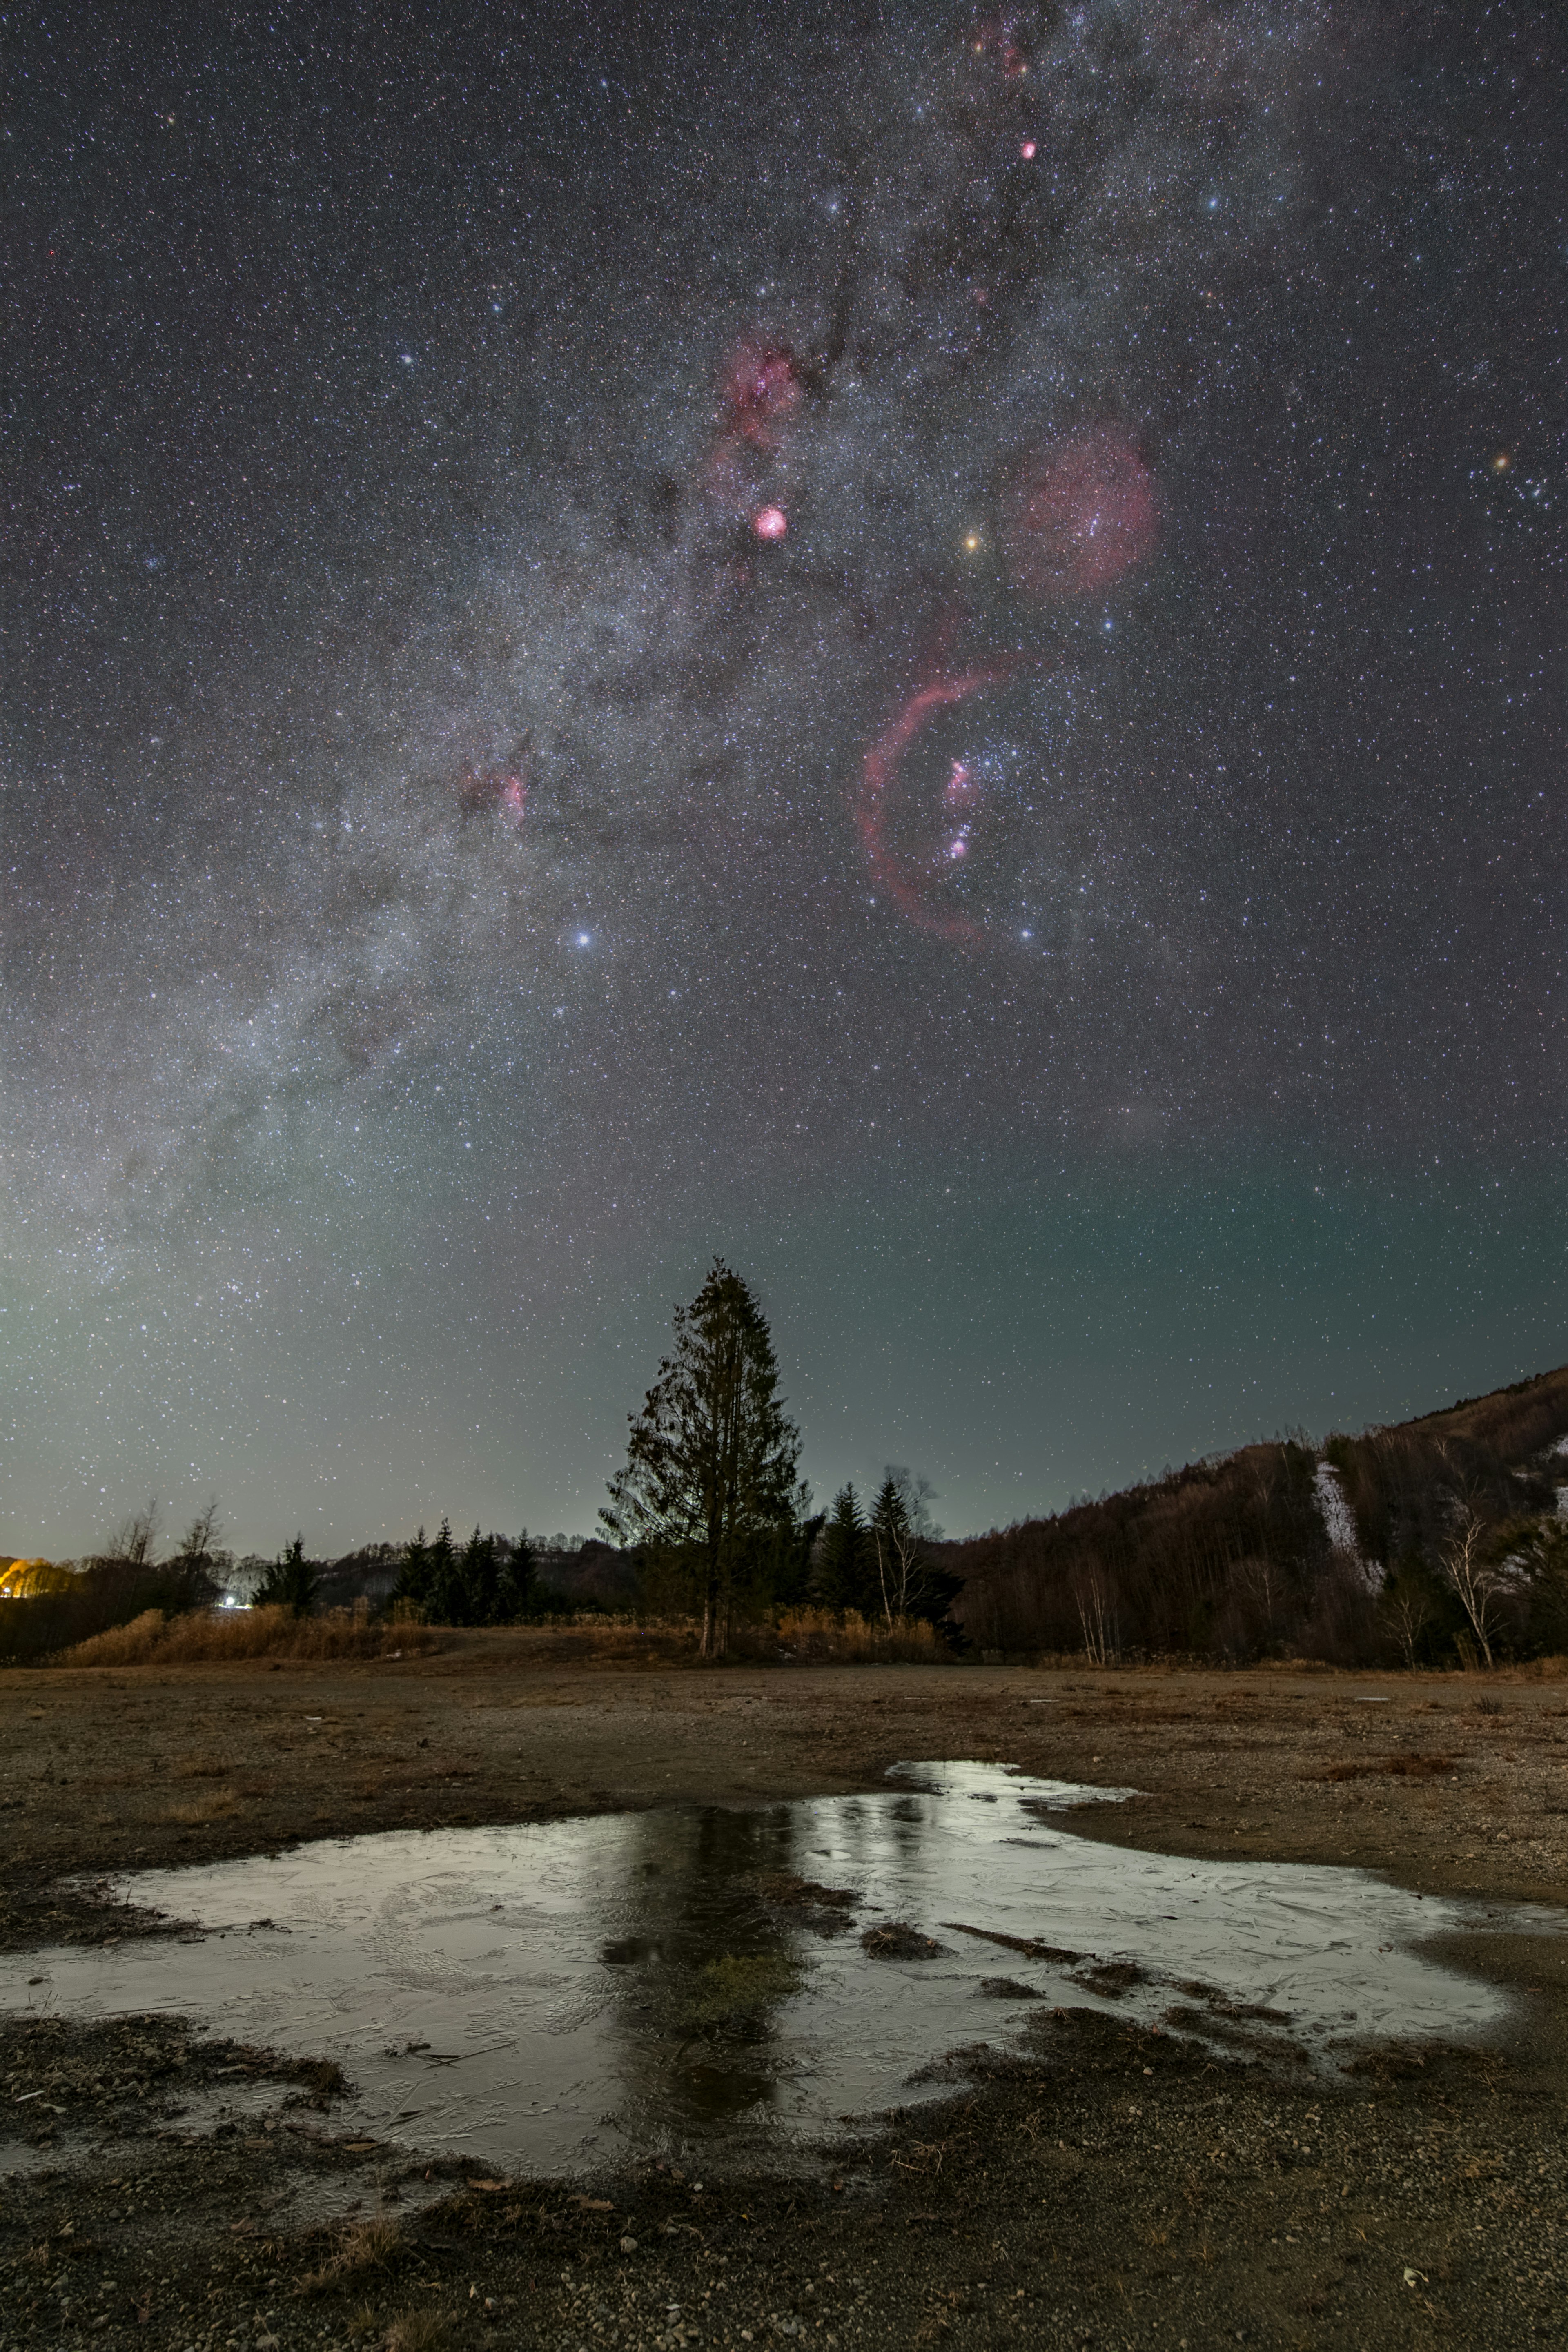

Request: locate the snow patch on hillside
(1314, 1461), (1381, 1593)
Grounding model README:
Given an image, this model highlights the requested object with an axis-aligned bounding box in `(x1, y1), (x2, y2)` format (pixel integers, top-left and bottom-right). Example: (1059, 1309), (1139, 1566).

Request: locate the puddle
(1, 1762), (1556, 2176)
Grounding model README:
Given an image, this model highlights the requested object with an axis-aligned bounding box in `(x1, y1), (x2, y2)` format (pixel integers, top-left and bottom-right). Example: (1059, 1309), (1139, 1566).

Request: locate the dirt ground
(2, 1647), (1567, 2351)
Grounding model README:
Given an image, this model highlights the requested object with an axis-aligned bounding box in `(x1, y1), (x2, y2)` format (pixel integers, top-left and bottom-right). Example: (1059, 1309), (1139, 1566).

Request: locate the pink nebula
(753, 504), (788, 541)
(721, 340), (804, 448)
(1002, 430), (1160, 599)
(455, 755), (530, 824)
(856, 669), (1011, 947)
(971, 12), (1030, 77)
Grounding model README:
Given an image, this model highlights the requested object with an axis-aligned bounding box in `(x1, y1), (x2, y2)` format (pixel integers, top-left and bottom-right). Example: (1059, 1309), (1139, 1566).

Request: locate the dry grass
(772, 1607), (942, 1663)
(300, 2213), (402, 2296)
(862, 1920), (945, 1959)
(383, 2307), (450, 2352)
(163, 1788), (241, 1825)
(335, 2214), (403, 2274)
(494, 1612), (945, 1664)
(56, 1604), (438, 1668)
(49, 1604), (948, 1673)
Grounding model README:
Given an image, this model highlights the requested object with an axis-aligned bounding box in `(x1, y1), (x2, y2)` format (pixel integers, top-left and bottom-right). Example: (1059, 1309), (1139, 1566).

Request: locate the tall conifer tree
(816, 1483), (873, 1614)
(601, 1260), (802, 1656)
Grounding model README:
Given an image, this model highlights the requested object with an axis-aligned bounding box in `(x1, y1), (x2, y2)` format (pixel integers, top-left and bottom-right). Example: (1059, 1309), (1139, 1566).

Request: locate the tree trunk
(701, 1572), (730, 1658)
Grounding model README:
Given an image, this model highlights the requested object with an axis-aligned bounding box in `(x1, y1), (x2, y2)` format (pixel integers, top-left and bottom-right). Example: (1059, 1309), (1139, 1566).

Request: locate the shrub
(765, 1607), (940, 1662)
(55, 1602), (438, 1668)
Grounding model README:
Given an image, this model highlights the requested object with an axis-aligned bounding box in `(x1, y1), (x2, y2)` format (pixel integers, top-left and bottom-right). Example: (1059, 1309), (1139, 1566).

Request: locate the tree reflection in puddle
(2, 1762), (1558, 2176)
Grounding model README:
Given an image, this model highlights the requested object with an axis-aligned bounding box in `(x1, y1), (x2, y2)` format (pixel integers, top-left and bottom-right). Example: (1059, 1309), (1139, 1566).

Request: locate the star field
(4, 2), (1565, 1553)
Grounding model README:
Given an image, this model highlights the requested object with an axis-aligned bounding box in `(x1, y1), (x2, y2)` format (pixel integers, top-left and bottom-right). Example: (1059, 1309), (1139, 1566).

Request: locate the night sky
(5, 2), (1565, 1559)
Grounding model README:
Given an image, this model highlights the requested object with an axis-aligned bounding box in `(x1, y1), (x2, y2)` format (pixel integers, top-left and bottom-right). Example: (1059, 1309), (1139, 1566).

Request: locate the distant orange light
(0, 1557), (75, 1599)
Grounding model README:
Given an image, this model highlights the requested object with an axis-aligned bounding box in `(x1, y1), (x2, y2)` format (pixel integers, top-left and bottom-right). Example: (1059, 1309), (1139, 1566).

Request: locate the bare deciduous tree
(1072, 1561), (1118, 1667)
(869, 1468), (940, 1625)
(176, 1498), (227, 1571)
(1380, 1570), (1434, 1669)
(102, 1499), (160, 1568)
(1437, 1499), (1503, 1670)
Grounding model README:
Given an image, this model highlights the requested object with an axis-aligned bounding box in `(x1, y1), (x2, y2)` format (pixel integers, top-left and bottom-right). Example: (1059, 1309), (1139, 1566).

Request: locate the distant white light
(400, 352), (414, 365)
(575, 931), (592, 947)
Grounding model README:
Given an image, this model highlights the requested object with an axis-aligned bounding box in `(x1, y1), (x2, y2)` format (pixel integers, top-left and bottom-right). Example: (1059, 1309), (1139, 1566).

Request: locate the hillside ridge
(944, 1363), (1568, 1666)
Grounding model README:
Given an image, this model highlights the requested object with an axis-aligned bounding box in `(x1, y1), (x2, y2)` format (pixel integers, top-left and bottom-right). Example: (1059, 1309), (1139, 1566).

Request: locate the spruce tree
(254, 1535), (320, 1618)
(424, 1518), (460, 1622)
(868, 1468), (955, 1628)
(497, 1531), (540, 1621)
(869, 1474), (911, 1624)
(816, 1483), (872, 1614)
(394, 1519), (459, 1621)
(601, 1260), (802, 1657)
(455, 1526), (500, 1624)
(393, 1527), (431, 1616)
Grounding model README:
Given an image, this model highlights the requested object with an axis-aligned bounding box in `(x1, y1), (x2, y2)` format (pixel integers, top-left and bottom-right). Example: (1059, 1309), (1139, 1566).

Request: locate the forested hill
(942, 1366), (1568, 1667)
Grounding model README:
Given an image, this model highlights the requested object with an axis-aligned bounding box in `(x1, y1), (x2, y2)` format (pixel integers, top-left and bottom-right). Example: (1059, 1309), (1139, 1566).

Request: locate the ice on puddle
(1, 1761), (1556, 2175)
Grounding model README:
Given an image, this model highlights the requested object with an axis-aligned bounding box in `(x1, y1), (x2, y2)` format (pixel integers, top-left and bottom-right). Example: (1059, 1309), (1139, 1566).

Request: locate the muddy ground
(2, 1647), (1567, 2350)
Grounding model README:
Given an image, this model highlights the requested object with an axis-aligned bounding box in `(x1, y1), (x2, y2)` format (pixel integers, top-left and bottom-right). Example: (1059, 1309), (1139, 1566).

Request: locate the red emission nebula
(857, 668), (1013, 948)
(1002, 428), (1159, 599)
(721, 341), (804, 446)
(709, 338), (805, 539)
(854, 426), (1161, 946)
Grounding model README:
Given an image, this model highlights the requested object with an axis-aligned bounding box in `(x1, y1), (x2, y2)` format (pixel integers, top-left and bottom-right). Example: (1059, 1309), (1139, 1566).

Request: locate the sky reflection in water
(1, 1764), (1550, 2175)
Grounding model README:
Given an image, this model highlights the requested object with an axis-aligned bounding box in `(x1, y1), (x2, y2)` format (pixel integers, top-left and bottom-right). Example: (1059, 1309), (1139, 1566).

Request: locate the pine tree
(816, 1484), (873, 1614)
(601, 1260), (802, 1657)
(869, 1474), (912, 1624)
(393, 1527), (431, 1616)
(424, 1518), (460, 1622)
(497, 1531), (541, 1621)
(866, 1468), (956, 1629)
(393, 1518), (459, 1621)
(454, 1526), (500, 1624)
(254, 1535), (321, 1618)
